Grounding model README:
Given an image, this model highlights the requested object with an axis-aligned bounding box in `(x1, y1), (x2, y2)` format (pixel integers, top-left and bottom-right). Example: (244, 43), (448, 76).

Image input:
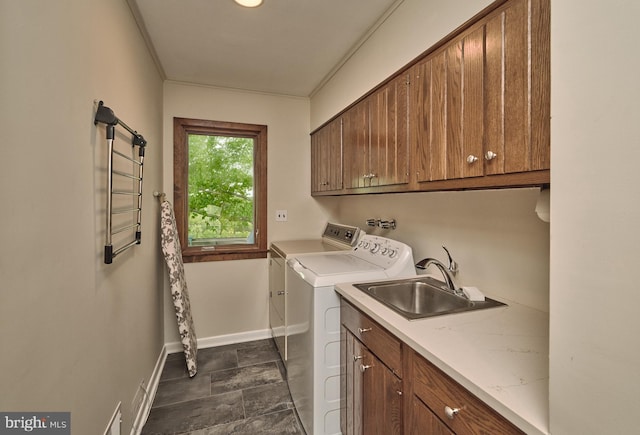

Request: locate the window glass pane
(187, 134), (255, 247)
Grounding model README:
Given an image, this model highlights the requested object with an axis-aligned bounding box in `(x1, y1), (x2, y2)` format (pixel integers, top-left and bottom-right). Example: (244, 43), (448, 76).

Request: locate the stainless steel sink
(353, 276), (506, 320)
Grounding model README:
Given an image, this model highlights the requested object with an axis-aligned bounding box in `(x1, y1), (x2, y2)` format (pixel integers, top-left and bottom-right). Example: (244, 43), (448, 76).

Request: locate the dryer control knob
(388, 249), (398, 258)
(370, 243), (380, 253)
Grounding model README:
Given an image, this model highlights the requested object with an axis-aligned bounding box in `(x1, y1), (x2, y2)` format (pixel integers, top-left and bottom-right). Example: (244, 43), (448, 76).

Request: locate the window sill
(182, 248), (268, 263)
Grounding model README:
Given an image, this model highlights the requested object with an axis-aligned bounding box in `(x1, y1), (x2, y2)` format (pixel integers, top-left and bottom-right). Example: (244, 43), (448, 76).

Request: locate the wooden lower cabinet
(342, 326), (403, 435)
(340, 299), (524, 435)
(411, 396), (454, 435)
(341, 300), (403, 435)
(411, 351), (524, 434)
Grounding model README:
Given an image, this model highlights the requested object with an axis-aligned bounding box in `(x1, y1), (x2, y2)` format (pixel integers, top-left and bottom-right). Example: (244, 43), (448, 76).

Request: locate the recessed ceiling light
(234, 0), (263, 7)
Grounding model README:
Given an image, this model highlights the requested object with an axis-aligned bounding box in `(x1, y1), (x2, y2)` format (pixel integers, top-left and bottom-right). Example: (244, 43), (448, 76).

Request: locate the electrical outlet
(275, 210), (288, 222)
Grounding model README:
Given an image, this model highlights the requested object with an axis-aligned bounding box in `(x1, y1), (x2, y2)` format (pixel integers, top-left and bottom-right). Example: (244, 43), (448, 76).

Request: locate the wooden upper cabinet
(409, 57), (432, 184)
(412, 26), (485, 183)
(313, 0), (550, 196)
(343, 100), (370, 189)
(311, 117), (343, 193)
(411, 0), (549, 186)
(369, 73), (410, 187)
(484, 0), (550, 174)
(459, 27), (485, 179)
(343, 73), (410, 190)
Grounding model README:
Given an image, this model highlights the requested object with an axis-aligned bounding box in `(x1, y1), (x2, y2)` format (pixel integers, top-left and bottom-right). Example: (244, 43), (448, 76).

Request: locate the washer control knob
(370, 243), (380, 253)
(388, 249), (398, 258)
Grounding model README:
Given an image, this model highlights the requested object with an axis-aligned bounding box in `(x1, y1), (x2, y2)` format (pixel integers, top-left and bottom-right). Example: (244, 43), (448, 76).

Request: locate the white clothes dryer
(269, 223), (362, 364)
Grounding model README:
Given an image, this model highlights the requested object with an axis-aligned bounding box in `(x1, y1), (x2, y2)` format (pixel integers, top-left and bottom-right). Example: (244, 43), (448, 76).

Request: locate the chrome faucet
(415, 247), (461, 295)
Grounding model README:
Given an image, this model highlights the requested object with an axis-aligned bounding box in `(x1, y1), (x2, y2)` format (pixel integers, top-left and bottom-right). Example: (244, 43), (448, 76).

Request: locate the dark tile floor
(142, 339), (305, 434)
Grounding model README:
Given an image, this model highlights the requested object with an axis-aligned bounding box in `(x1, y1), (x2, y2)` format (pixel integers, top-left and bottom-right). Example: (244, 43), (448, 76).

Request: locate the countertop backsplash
(323, 187), (550, 313)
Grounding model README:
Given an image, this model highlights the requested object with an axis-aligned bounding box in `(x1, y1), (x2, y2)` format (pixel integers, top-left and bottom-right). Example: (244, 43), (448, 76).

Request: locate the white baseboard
(131, 328), (272, 434)
(165, 328), (272, 354)
(130, 346), (167, 435)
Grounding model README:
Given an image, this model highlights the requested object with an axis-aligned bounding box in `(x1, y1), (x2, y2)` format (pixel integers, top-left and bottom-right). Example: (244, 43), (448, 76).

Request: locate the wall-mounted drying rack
(94, 100), (147, 264)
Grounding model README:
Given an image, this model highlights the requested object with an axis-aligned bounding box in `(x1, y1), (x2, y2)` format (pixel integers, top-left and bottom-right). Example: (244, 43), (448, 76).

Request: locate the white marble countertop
(335, 279), (549, 435)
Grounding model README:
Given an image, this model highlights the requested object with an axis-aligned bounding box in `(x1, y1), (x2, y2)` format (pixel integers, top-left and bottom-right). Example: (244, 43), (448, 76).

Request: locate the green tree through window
(188, 134), (254, 244)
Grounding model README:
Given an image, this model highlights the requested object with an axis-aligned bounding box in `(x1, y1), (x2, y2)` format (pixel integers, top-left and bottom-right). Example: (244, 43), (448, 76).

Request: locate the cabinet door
(484, 0), (550, 174)
(311, 117), (343, 193)
(410, 57), (433, 184)
(344, 75), (410, 190)
(413, 26), (484, 183)
(429, 48), (447, 181)
(342, 328), (402, 435)
(442, 27), (485, 180)
(369, 73), (410, 187)
(343, 101), (370, 189)
(411, 396), (454, 435)
(361, 350), (403, 435)
(342, 327), (364, 435)
(310, 127), (324, 193)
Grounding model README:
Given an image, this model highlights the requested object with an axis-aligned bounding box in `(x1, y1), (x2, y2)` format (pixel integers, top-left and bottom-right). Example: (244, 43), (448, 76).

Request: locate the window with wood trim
(173, 117), (267, 262)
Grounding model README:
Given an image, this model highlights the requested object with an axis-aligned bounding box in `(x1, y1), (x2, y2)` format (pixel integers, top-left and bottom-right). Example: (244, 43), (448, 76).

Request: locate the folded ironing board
(160, 200), (198, 377)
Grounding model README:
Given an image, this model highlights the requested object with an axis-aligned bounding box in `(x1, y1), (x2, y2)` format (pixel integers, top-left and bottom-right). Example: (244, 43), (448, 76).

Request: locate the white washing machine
(269, 223), (362, 364)
(286, 234), (416, 435)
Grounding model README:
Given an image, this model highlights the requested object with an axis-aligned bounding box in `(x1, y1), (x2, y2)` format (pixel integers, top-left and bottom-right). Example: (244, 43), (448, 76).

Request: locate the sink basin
(353, 276), (506, 320)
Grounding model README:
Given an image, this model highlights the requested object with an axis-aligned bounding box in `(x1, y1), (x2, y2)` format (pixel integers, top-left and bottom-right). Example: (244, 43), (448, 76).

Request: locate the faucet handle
(442, 246), (458, 275)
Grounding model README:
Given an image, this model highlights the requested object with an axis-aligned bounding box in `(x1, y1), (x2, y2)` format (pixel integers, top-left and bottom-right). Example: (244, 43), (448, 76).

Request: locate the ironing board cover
(160, 200), (198, 377)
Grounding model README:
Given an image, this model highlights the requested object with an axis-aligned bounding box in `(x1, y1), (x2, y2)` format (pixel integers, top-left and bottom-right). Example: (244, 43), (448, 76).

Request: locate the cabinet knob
(444, 406), (460, 420)
(466, 155), (478, 164)
(358, 327), (372, 334)
(277, 291), (285, 295)
(353, 355), (363, 361)
(484, 151), (498, 161)
(396, 390), (403, 396)
(360, 364), (372, 373)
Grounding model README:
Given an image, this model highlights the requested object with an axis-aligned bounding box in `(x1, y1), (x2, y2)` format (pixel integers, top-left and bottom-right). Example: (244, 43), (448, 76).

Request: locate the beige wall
(549, 1), (640, 434)
(321, 189), (550, 311)
(0, 1), (164, 433)
(162, 82), (331, 343)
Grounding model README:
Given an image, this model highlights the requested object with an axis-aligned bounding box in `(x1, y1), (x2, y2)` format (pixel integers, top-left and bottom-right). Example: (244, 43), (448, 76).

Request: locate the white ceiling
(130, 0), (402, 97)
